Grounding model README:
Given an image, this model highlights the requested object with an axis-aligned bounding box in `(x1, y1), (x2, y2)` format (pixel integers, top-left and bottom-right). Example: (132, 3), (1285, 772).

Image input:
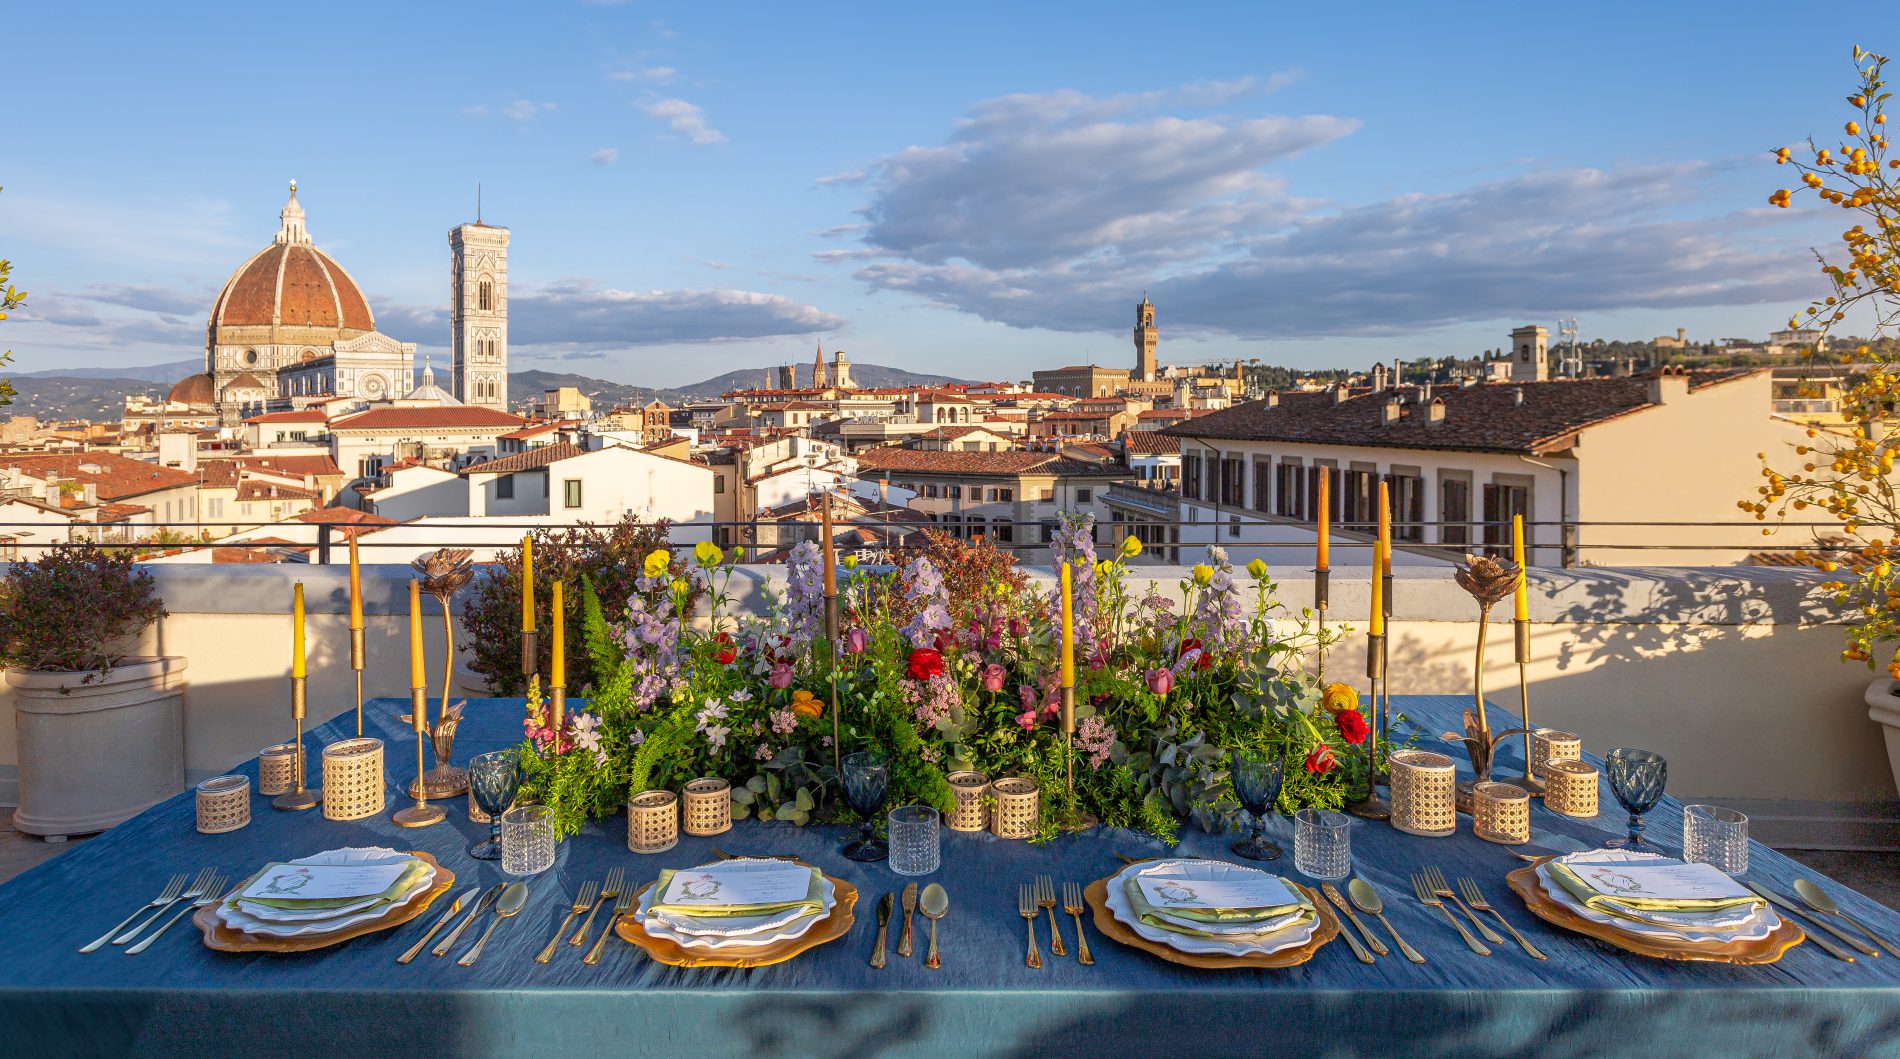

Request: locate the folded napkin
(234, 857), (426, 912)
(648, 865), (825, 919)
(1126, 871), (1307, 924)
(1122, 875), (1315, 939)
(1548, 854), (1763, 918)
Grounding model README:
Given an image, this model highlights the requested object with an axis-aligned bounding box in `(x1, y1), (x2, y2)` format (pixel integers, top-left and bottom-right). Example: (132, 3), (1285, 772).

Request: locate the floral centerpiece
(511, 515), (1388, 842)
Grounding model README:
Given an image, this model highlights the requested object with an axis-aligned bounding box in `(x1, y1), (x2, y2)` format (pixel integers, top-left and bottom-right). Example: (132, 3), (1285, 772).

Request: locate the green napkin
(648, 866), (825, 919)
(1548, 861), (1764, 915)
(1122, 876), (1315, 938)
(235, 858), (427, 911)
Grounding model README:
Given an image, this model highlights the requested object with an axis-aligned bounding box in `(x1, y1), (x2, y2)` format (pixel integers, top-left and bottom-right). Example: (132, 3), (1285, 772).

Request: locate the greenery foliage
(0, 545), (164, 675)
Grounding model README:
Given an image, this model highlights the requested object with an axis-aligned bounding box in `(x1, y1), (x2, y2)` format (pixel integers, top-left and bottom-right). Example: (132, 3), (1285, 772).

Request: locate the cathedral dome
(167, 372), (215, 407)
(402, 359), (461, 406)
(209, 183), (375, 334)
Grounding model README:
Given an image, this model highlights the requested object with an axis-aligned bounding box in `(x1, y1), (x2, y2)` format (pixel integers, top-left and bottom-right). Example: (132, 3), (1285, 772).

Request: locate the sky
(0, 1), (1875, 386)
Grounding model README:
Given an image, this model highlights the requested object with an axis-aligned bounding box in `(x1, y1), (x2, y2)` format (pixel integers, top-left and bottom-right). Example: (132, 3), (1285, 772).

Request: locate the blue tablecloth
(2, 694), (1899, 1058)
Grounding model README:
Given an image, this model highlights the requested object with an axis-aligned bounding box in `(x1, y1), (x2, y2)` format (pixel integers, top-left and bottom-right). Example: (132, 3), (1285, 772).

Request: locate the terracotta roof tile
(1122, 430), (1181, 455)
(331, 407), (527, 431)
(0, 452), (199, 501)
(458, 442), (583, 475)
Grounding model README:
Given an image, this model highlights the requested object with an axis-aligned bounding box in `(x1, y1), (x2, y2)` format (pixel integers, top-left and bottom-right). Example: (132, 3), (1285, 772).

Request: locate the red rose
(712, 632), (738, 666)
(1334, 709), (1370, 745)
(1176, 638), (1202, 658)
(1304, 745), (1338, 774)
(906, 648), (945, 681)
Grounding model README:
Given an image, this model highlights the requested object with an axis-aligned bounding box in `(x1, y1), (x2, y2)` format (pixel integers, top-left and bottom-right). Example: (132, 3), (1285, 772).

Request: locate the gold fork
(1412, 871), (1491, 955)
(1061, 881), (1094, 966)
(572, 868), (624, 947)
(537, 881), (597, 964)
(1424, 866), (1505, 946)
(584, 885), (636, 965)
(1457, 876), (1547, 960)
(1018, 884), (1042, 969)
(1036, 875), (1067, 958)
(116, 867), (219, 947)
(80, 873), (186, 953)
(126, 874), (227, 955)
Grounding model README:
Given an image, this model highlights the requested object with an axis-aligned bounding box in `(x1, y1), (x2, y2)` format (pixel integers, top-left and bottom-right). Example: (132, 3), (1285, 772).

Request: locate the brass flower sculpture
(407, 549), (476, 797)
(1448, 554), (1527, 783)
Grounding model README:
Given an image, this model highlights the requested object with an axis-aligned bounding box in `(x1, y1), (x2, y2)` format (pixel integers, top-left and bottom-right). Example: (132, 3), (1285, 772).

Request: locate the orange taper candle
(1512, 514), (1530, 622)
(1315, 472), (1330, 571)
(551, 580), (566, 688)
(521, 535), (534, 632)
(1369, 540), (1385, 637)
(347, 535), (363, 630)
(821, 493), (837, 595)
(408, 579), (425, 689)
(1378, 479), (1392, 575)
(291, 581), (306, 679)
(1060, 561), (1075, 688)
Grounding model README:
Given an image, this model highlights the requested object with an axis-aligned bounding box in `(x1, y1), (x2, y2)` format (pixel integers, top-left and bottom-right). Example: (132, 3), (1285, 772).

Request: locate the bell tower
(1133, 293), (1158, 381)
(450, 215), (510, 409)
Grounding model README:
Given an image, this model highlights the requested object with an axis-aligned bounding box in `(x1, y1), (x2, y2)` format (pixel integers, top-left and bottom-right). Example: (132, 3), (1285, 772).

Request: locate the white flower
(628, 729), (647, 747)
(730, 687), (753, 703)
(704, 725), (730, 751)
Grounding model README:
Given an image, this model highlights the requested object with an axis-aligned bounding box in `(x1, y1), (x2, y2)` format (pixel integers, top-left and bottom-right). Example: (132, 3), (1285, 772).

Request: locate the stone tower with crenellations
(1133, 293), (1158, 381)
(450, 216), (510, 409)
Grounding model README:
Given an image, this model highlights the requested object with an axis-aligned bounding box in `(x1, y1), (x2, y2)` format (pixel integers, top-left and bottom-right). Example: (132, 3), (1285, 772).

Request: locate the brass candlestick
(272, 676), (321, 811)
(825, 593), (841, 776)
(1513, 618), (1544, 794)
(350, 626), (365, 737)
(393, 686), (444, 828)
(549, 684), (566, 750)
(1056, 684), (1097, 831)
(1380, 570), (1393, 778)
(521, 627), (538, 682)
(1346, 634), (1391, 819)
(1313, 567), (1329, 680)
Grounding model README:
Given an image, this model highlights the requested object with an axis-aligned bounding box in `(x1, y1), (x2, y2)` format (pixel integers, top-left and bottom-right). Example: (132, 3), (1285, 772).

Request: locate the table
(2, 694), (1899, 1058)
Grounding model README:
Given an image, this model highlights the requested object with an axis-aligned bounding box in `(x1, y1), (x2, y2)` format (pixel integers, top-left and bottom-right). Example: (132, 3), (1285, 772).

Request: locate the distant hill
(670, 362), (970, 398)
(6, 377), (168, 422)
(13, 359), (200, 384)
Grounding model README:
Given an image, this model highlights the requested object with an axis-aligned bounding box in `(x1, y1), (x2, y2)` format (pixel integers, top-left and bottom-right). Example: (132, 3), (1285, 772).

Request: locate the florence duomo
(166, 182), (508, 423)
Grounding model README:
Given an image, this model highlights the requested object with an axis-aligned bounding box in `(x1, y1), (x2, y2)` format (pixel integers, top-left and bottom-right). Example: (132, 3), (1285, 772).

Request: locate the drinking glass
(840, 751), (890, 862)
(466, 749), (521, 861)
(1604, 748), (1667, 849)
(1683, 804), (1749, 875)
(500, 804), (556, 876)
(1293, 808), (1351, 880)
(1230, 751), (1285, 861)
(887, 805), (941, 876)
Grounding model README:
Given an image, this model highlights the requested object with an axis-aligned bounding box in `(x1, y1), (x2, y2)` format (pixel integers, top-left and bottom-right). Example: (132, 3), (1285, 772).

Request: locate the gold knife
(1744, 883), (1861, 962)
(1317, 884), (1376, 963)
(1322, 882), (1388, 957)
(897, 882), (919, 957)
(869, 892), (894, 970)
(398, 886), (477, 964)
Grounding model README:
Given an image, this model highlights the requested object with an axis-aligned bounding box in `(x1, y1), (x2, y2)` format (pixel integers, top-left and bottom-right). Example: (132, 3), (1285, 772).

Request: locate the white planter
(8, 657), (187, 839)
(455, 662), (495, 698)
(1864, 677), (1900, 798)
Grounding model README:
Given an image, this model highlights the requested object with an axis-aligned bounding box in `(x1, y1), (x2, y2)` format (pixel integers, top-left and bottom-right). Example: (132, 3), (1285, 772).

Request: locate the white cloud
(609, 66), (677, 83)
(643, 97), (725, 145)
(591, 147), (620, 165)
(502, 100), (558, 123)
(510, 281), (841, 345)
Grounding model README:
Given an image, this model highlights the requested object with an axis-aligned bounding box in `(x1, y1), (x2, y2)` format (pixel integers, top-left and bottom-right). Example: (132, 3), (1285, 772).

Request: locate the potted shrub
(0, 545), (177, 839)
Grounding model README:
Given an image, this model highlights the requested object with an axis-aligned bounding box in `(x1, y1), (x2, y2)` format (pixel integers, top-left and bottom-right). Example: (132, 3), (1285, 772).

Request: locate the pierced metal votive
(989, 777), (1039, 840)
(946, 770), (991, 832)
(682, 777), (733, 836)
(257, 743), (298, 797)
(195, 775), (250, 834)
(627, 790), (679, 854)
(320, 737), (386, 822)
(1472, 781), (1531, 844)
(1542, 759), (1601, 818)
(1530, 728), (1582, 784)
(1389, 749), (1457, 838)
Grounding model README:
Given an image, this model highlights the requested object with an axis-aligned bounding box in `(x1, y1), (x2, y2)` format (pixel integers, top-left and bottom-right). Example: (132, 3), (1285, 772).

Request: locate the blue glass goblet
(1604, 748), (1667, 850)
(467, 749), (522, 860)
(840, 751), (890, 862)
(1230, 751), (1286, 861)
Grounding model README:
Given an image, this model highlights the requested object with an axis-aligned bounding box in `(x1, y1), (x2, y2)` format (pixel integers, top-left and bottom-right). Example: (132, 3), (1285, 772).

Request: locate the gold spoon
(1348, 878), (1425, 964)
(919, 883), (949, 970)
(458, 881), (528, 967)
(1795, 879), (1897, 957)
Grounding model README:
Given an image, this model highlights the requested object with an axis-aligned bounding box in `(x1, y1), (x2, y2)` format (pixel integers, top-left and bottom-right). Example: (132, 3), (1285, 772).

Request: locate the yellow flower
(643, 548), (672, 579)
(671, 578), (691, 596)
(1119, 535), (1143, 559)
(1097, 559), (1115, 579)
(790, 688), (824, 720)
(1320, 682), (1360, 715)
(1246, 558), (1269, 580)
(841, 554), (858, 570)
(694, 541), (724, 567)
(732, 546), (747, 561)
(1191, 564), (1214, 586)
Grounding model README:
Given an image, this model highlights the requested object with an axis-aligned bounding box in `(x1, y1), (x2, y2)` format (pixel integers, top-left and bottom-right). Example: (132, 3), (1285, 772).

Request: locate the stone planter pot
(1864, 678), (1900, 797)
(7, 657), (187, 840)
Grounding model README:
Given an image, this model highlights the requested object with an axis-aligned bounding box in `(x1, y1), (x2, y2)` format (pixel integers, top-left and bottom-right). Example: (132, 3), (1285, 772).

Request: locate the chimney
(879, 474), (890, 506)
(1426, 397), (1446, 426)
(1332, 384), (1349, 405)
(1460, 375), (1477, 389)
(1265, 390), (1280, 409)
(1647, 365), (1690, 405)
(1381, 398), (1402, 427)
(82, 482), (97, 505)
(1392, 358), (1403, 386)
(1420, 380), (1433, 404)
(1512, 387), (1525, 407)
(1371, 364), (1388, 392)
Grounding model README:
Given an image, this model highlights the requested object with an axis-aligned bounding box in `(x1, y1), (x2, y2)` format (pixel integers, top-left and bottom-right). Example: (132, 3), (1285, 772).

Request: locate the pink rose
(1016, 709), (1040, 731)
(768, 662), (794, 690)
(981, 663), (1007, 694)
(1146, 667), (1173, 697)
(844, 627), (868, 655)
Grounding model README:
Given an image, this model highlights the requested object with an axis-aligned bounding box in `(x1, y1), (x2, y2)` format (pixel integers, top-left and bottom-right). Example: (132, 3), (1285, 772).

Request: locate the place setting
(615, 855), (858, 968)
(193, 846), (456, 955)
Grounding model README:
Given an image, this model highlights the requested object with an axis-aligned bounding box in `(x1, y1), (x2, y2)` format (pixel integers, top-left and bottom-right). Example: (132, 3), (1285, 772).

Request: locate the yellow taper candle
(1378, 479), (1392, 575)
(408, 579), (425, 689)
(1369, 540), (1385, 637)
(551, 580), (566, 688)
(291, 581), (306, 678)
(1315, 472), (1330, 571)
(822, 493), (837, 596)
(521, 535), (535, 632)
(1512, 513), (1529, 622)
(347, 535), (363, 629)
(1060, 561), (1075, 688)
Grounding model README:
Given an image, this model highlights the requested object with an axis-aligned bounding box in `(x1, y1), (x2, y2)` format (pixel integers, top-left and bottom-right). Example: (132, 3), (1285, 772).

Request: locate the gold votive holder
(1472, 781), (1531, 844)
(258, 743), (299, 797)
(195, 775), (250, 834)
(989, 776), (1039, 840)
(1531, 728), (1582, 783)
(1543, 759), (1601, 818)
(1389, 749), (1457, 838)
(320, 737), (385, 821)
(627, 789), (679, 854)
(682, 777), (733, 836)
(946, 770), (991, 832)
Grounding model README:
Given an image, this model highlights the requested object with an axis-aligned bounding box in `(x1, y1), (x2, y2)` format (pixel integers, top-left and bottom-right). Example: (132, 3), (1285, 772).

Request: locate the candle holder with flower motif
(405, 549), (475, 798)
(1447, 553), (1530, 812)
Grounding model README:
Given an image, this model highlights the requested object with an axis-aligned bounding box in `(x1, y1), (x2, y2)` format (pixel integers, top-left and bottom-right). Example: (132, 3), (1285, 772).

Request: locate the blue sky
(0, 1), (1868, 386)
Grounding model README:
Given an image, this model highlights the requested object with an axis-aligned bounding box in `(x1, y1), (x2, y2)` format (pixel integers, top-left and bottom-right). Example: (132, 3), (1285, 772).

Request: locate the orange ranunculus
(790, 688), (824, 720)
(1320, 682), (1360, 716)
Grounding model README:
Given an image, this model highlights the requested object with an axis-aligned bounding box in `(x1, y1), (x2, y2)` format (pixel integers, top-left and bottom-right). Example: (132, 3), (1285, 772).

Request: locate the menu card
(1135, 872), (1298, 912)
(657, 866), (812, 908)
(237, 861), (411, 904)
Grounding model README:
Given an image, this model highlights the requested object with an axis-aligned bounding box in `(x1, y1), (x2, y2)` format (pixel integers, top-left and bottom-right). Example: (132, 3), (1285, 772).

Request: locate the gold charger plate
(194, 850), (455, 954)
(1505, 859), (1805, 964)
(1084, 876), (1341, 969)
(615, 873), (859, 968)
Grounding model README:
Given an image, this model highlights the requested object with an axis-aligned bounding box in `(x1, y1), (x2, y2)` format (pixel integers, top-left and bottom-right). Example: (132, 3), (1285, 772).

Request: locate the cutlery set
(1016, 875), (1093, 969)
(78, 868), (223, 956)
(870, 881), (951, 970)
(401, 881), (529, 966)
